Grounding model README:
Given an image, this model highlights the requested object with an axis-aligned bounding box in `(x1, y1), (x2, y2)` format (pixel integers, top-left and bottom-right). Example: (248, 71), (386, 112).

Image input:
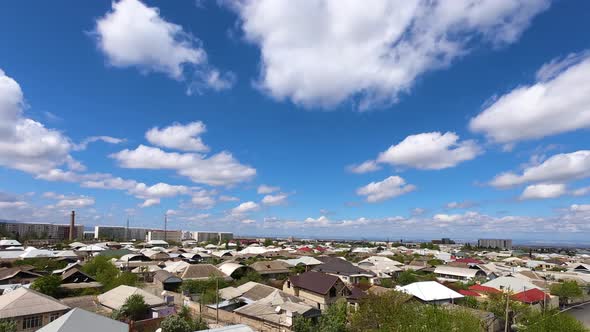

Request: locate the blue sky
(1, 0), (589, 242)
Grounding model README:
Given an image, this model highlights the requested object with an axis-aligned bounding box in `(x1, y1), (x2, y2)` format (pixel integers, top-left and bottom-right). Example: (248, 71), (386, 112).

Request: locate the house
(180, 264), (230, 281)
(396, 281), (463, 304)
(434, 265), (487, 282)
(218, 262), (254, 279)
(283, 271), (350, 310)
(233, 290), (320, 330)
(357, 256), (403, 281)
(482, 276), (542, 292)
(36, 308), (128, 332)
(526, 260), (556, 270)
(0, 267), (41, 285)
(220, 281), (280, 304)
(0, 240), (22, 249)
(280, 257), (323, 272)
(59, 269), (101, 292)
(249, 260), (291, 279)
(153, 270), (182, 291)
(0, 287), (70, 331)
(511, 288), (551, 305)
(98, 285), (166, 312)
(313, 256), (376, 284)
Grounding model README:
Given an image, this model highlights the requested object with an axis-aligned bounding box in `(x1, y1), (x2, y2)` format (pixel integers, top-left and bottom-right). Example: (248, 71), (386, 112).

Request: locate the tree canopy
(31, 274), (62, 298)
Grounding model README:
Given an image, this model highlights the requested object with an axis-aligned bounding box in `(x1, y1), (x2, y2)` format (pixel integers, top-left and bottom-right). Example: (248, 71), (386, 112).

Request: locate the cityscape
(1, 0), (590, 331)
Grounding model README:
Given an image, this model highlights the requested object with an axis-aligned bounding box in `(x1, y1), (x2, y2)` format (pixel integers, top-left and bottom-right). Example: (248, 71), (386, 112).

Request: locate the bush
(119, 294), (149, 321)
(160, 315), (192, 332)
(0, 320), (16, 332)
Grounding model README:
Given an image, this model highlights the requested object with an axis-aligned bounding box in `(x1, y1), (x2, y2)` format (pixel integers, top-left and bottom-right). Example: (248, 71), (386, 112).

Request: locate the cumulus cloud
(94, 0), (233, 91)
(570, 204), (590, 212)
(445, 201), (477, 209)
(470, 52), (590, 143)
(228, 0), (549, 109)
(261, 193), (288, 206)
(43, 192), (96, 208)
(74, 136), (125, 151)
(0, 69), (75, 175)
(490, 150), (590, 188)
(356, 176), (416, 203)
(366, 132), (481, 170)
(572, 186), (590, 197)
(139, 198), (160, 208)
(111, 145), (256, 186)
(231, 201), (259, 215)
(347, 160), (381, 174)
(520, 183), (567, 200)
(257, 184), (279, 194)
(146, 121), (209, 152)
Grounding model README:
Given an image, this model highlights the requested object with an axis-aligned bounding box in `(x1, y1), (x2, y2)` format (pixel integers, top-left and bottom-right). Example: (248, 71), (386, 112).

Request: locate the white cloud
(570, 204), (590, 213)
(572, 186), (590, 197)
(111, 145), (256, 186)
(231, 201), (259, 215)
(94, 0), (233, 90)
(146, 121), (209, 152)
(257, 184), (279, 194)
(0, 201), (28, 209)
(375, 132), (481, 170)
(0, 69), (74, 174)
(445, 201), (476, 209)
(261, 193), (288, 206)
(74, 136), (125, 151)
(191, 189), (216, 209)
(356, 176), (416, 203)
(130, 182), (189, 198)
(470, 52), (590, 143)
(56, 196), (95, 208)
(347, 160), (381, 174)
(433, 214), (463, 222)
(229, 0), (548, 109)
(241, 219), (256, 224)
(520, 183), (567, 200)
(490, 150), (590, 188)
(219, 195), (239, 202)
(139, 198), (160, 208)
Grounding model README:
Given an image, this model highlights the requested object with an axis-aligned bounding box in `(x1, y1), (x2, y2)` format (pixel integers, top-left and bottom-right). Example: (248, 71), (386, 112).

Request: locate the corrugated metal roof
(37, 308), (128, 332)
(0, 288), (69, 319)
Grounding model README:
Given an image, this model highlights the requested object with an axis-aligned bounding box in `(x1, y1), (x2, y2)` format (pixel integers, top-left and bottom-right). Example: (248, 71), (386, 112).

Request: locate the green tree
(550, 281), (583, 306)
(120, 294), (149, 321)
(31, 274), (62, 298)
(82, 256), (138, 291)
(0, 320), (16, 332)
(427, 259), (444, 266)
(263, 238), (274, 247)
(395, 270), (418, 286)
(160, 315), (192, 332)
(518, 309), (587, 332)
(293, 316), (316, 332)
(319, 299), (348, 332)
(349, 291), (481, 332)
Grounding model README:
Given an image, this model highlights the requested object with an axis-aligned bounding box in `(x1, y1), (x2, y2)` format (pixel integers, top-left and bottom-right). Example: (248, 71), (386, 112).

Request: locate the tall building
(0, 221), (83, 241)
(146, 230), (182, 243)
(189, 231), (234, 243)
(478, 238), (512, 250)
(94, 226), (150, 241)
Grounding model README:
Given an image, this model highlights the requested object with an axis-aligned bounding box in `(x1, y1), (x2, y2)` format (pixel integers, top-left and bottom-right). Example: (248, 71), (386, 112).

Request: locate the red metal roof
(469, 284), (501, 294)
(512, 288), (550, 304)
(298, 247), (313, 252)
(458, 289), (481, 297)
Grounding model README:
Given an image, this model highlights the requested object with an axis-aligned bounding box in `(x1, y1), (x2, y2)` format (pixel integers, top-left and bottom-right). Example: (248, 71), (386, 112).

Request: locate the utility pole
(164, 213), (168, 242)
(504, 291), (510, 332)
(216, 277), (219, 324)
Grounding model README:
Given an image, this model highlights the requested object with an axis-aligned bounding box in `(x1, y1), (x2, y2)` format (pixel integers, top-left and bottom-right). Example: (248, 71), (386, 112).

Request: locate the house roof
(458, 289), (481, 297)
(0, 267), (41, 281)
(396, 281), (464, 302)
(512, 288), (550, 304)
(434, 265), (484, 278)
(280, 257), (323, 267)
(97, 285), (165, 310)
(37, 308), (128, 332)
(313, 256), (375, 277)
(61, 268), (94, 282)
(234, 290), (317, 326)
(454, 258), (484, 264)
(0, 240), (21, 246)
(154, 270), (182, 284)
(218, 262), (248, 277)
(482, 276), (541, 292)
(468, 284), (501, 294)
(180, 264), (228, 280)
(249, 261), (291, 274)
(0, 288), (69, 319)
(288, 271), (340, 295)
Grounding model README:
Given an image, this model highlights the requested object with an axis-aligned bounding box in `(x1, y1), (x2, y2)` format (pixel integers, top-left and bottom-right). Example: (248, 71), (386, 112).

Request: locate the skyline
(1, 0), (590, 242)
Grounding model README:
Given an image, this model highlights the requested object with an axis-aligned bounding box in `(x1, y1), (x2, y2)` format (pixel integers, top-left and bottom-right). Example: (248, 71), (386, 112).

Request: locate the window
(49, 313), (61, 322)
(22, 315), (42, 329)
(287, 281), (291, 288)
(329, 287), (336, 297)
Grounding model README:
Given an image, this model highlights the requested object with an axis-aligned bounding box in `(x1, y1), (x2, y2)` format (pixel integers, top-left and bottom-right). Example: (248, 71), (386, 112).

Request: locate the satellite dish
(275, 306), (282, 313)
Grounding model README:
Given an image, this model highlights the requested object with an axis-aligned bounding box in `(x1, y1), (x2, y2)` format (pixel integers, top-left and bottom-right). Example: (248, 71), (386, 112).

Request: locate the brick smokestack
(69, 211), (75, 241)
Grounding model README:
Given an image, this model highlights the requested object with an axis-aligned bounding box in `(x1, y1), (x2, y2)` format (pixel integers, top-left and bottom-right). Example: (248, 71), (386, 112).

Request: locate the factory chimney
(69, 211), (75, 241)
